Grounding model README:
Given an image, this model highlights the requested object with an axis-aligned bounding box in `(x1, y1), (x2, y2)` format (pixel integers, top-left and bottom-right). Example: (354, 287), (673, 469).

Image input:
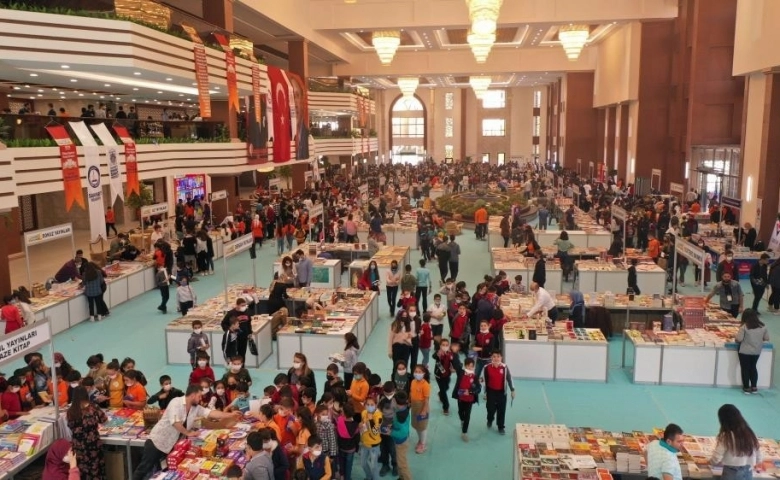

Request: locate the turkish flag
(267, 65), (292, 163)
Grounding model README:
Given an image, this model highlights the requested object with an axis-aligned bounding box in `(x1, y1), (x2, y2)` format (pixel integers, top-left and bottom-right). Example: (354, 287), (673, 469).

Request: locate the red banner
(45, 125), (84, 211)
(267, 65), (292, 163)
(213, 33), (240, 112)
(111, 125), (140, 197)
(193, 45), (211, 118)
(252, 64), (262, 124)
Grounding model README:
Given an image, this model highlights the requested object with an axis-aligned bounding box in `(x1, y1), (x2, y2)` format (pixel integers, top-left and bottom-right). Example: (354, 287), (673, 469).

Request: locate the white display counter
(349, 246), (411, 290)
(388, 228), (418, 249)
(273, 259), (342, 289)
(576, 262), (666, 296)
(276, 292), (379, 370)
(504, 335), (608, 382)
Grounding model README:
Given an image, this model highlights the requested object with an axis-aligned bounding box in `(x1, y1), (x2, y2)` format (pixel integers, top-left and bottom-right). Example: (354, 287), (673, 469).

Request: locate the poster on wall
(45, 125), (85, 211)
(756, 198), (762, 236)
(247, 64), (269, 163)
(287, 72), (309, 160)
(768, 214), (780, 252)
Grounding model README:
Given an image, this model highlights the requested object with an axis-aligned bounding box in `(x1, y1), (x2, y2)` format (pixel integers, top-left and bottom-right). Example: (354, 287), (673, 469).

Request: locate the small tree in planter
(124, 183), (154, 228)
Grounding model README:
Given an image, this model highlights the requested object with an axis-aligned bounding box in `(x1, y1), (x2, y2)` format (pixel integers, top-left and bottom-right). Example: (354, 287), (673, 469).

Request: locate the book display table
(348, 245), (411, 290)
(491, 248), (564, 294)
(575, 260), (666, 296)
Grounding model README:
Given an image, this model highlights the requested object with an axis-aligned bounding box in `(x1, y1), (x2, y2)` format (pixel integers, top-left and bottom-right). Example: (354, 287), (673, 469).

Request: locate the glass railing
(0, 114), (228, 147)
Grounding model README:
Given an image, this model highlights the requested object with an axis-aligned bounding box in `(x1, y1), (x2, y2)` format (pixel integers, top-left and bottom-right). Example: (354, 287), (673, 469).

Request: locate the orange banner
(251, 64), (262, 123)
(193, 44), (211, 118)
(213, 33), (240, 112)
(46, 125), (84, 211)
(111, 125), (140, 197)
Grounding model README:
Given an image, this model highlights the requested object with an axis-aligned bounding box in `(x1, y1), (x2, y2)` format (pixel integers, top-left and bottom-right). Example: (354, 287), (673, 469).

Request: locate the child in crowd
(451, 304), (470, 347)
(392, 361), (411, 394)
(122, 370), (147, 409)
(490, 308), (509, 357)
(273, 398), (300, 451)
(260, 386), (275, 406)
(300, 388), (316, 415)
(378, 382), (397, 477)
(208, 380), (229, 411)
(433, 338), (456, 416)
(198, 378), (213, 408)
(367, 373), (384, 404)
(176, 277), (196, 316)
(224, 356), (252, 386)
(396, 289), (416, 312)
(510, 274), (526, 294)
(418, 314), (433, 368)
(80, 377), (104, 407)
(349, 362), (370, 416)
(188, 352), (215, 386)
(227, 383), (250, 413)
(427, 294), (448, 348)
(296, 435), (332, 479)
(391, 391), (412, 480)
(186, 320), (210, 368)
(438, 279), (457, 304)
(294, 407), (317, 464)
(360, 396), (383, 480)
(342, 333), (360, 390)
(409, 365), (430, 454)
(323, 363), (344, 397)
(453, 357), (480, 442)
(336, 403), (360, 480)
(221, 317), (240, 364)
(315, 404), (338, 476)
(474, 319), (498, 379)
(224, 465), (243, 479)
(147, 375), (184, 409)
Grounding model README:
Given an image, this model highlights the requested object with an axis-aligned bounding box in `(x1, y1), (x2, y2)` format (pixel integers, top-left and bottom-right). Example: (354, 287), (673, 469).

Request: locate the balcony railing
(0, 114), (228, 147)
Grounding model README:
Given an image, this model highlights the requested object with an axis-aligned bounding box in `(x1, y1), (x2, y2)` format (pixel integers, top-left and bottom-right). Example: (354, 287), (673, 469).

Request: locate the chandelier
(466, 0), (503, 36)
(467, 30), (495, 63)
(469, 75), (492, 99)
(558, 25), (590, 60)
(372, 31), (401, 65)
(344, 0), (357, 3)
(397, 77), (419, 98)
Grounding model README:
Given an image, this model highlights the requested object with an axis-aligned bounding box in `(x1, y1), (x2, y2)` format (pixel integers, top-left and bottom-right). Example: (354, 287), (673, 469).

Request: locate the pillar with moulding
(202, 0), (234, 32)
(288, 39), (311, 192)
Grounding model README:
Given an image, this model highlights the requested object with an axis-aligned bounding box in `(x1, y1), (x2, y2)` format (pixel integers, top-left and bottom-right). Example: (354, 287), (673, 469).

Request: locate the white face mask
(163, 384), (172, 392)
(201, 387), (210, 394)
(69, 382), (79, 388)
(464, 369), (475, 375)
(216, 389), (225, 395)
(230, 365), (241, 372)
(63, 454), (71, 463)
(311, 448), (323, 457)
(441, 346), (450, 352)
(397, 370), (406, 376)
(10, 387), (20, 393)
(480, 328), (489, 334)
(198, 360), (207, 367)
(54, 362), (61, 368)
(292, 361), (302, 370)
(238, 306), (248, 312)
(320, 415), (330, 422)
(193, 329), (202, 335)
(263, 440), (278, 451)
(409, 312), (417, 318)
(108, 374), (117, 380)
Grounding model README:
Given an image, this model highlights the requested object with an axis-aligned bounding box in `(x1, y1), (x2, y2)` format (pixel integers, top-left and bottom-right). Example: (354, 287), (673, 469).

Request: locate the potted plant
(124, 183), (154, 228)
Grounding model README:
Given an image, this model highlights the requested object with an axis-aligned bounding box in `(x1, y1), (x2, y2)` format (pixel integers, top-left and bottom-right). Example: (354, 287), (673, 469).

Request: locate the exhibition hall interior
(2, 0), (780, 479)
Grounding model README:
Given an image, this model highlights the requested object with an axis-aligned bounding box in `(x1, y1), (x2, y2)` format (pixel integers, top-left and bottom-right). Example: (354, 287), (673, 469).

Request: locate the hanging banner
(24, 223), (73, 247)
(675, 237), (707, 268)
(181, 22), (211, 118)
(69, 121), (107, 242)
(267, 65), (292, 163)
(769, 216), (780, 252)
(252, 65), (262, 123)
(212, 33), (240, 112)
(269, 178), (281, 191)
(89, 122), (124, 205)
(721, 196), (742, 209)
(224, 234), (253, 259)
(45, 125), (85, 211)
(0, 321), (52, 364)
(111, 125), (140, 197)
(247, 65), (269, 164)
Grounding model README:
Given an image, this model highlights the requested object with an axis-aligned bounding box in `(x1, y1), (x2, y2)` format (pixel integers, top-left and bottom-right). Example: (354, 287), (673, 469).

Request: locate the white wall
(740, 73), (767, 227)
(734, 0), (780, 75)
(593, 22), (641, 107)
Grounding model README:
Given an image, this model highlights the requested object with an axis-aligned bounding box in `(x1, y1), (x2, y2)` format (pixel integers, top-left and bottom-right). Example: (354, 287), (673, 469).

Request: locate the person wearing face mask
(122, 370), (148, 410)
(54, 250), (85, 283)
(186, 319), (210, 369)
(388, 312), (413, 369)
(85, 353), (107, 385)
(42, 439), (75, 480)
(452, 357), (480, 443)
(386, 261), (402, 317)
(104, 360), (125, 408)
(221, 298), (252, 363)
(297, 435), (332, 479)
(66, 386), (107, 479)
(1, 377), (26, 419)
(348, 363), (370, 415)
(706, 271), (744, 318)
(433, 338), (457, 417)
(473, 320), (498, 380)
(359, 397), (383, 480)
(692, 239), (712, 287)
(65, 371), (82, 404)
(147, 375), (184, 409)
(717, 250), (739, 283)
(133, 385), (241, 480)
(223, 356), (253, 387)
(480, 351), (516, 435)
(1, 295), (24, 334)
(288, 353), (317, 399)
(377, 382), (398, 476)
(409, 365), (430, 454)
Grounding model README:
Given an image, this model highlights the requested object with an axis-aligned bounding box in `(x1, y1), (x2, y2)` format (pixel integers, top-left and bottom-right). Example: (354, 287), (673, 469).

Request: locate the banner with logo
(89, 122), (124, 205)
(69, 121), (107, 242)
(212, 33), (240, 112)
(181, 22), (211, 118)
(111, 125), (140, 198)
(267, 65), (292, 163)
(45, 125), (84, 212)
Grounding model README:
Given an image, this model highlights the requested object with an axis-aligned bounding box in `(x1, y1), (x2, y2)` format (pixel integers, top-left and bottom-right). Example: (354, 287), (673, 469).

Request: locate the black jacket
(532, 258), (546, 287)
(751, 262), (768, 287)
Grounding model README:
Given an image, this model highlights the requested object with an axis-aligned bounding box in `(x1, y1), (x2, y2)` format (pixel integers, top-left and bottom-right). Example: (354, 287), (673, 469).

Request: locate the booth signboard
(141, 203), (168, 218)
(25, 223), (73, 247)
(722, 196), (742, 209)
(269, 178), (282, 191)
(359, 184), (369, 195)
(309, 203), (324, 219)
(224, 234), (254, 259)
(611, 206), (627, 222)
(674, 237), (707, 292)
(670, 182), (685, 197)
(651, 169), (662, 191)
(0, 321), (52, 364)
(210, 190), (228, 202)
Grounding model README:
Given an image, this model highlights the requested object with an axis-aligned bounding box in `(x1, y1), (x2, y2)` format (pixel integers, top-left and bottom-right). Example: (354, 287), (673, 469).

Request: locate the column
(605, 106), (616, 172)
(562, 72), (598, 166)
(288, 40), (310, 192)
(616, 104), (629, 181)
(202, 0), (234, 32)
(752, 74), (780, 241)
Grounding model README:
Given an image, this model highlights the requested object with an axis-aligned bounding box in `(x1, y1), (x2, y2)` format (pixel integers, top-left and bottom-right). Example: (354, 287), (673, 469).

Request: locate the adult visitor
(66, 386), (107, 479)
(54, 250), (85, 283)
(132, 385), (239, 480)
(749, 254), (770, 312)
(532, 250), (546, 288)
(646, 423), (684, 480)
(521, 282), (558, 322)
(42, 439), (75, 480)
(435, 236), (450, 283)
(705, 271), (743, 318)
(82, 262), (109, 322)
(221, 298), (252, 362)
(499, 214), (511, 248)
(448, 235), (461, 280)
(735, 309), (769, 394)
(386, 260), (401, 317)
(474, 204), (488, 241)
(709, 404), (761, 480)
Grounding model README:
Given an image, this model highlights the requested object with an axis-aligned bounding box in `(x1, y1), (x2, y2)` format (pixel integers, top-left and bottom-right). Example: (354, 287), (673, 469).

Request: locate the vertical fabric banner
(267, 66), (292, 163)
(252, 64), (262, 123)
(111, 125), (140, 197)
(181, 22), (211, 118)
(89, 122), (124, 205)
(212, 33), (240, 112)
(45, 125), (85, 211)
(69, 121), (107, 242)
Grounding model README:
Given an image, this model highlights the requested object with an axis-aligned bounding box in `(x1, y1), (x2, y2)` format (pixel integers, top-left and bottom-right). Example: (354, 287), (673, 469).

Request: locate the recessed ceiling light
(29, 73), (38, 77)
(192, 82), (197, 86)
(37, 89), (43, 93)
(165, 77), (172, 81)
(70, 79), (77, 82)
(104, 83), (111, 87)
(132, 99), (136, 102)
(36, 94), (42, 97)
(100, 96), (104, 99)
(157, 91), (163, 94)
(60, 96), (65, 99)
(132, 88), (139, 91)
(23, 85), (30, 88)
(179, 94), (184, 96)
(29, 96), (35, 99)
(61, 65), (69, 69)
(186, 98), (191, 101)
(214, 86), (220, 90)
(78, 93), (84, 96)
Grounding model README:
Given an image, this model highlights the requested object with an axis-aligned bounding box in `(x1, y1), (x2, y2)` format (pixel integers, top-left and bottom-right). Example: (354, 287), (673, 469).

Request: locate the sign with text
(25, 223), (73, 247)
(210, 190), (228, 202)
(309, 203), (323, 219)
(610, 205), (627, 222)
(269, 178), (281, 190)
(721, 196), (742, 210)
(359, 184), (369, 195)
(181, 23), (211, 118)
(45, 125), (84, 212)
(676, 238), (707, 267)
(69, 121), (106, 242)
(669, 182), (685, 196)
(0, 321), (51, 365)
(224, 234), (253, 259)
(141, 203), (169, 218)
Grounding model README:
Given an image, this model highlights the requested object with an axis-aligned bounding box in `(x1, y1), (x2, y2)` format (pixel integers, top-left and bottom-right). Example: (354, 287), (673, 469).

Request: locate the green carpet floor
(7, 230), (780, 479)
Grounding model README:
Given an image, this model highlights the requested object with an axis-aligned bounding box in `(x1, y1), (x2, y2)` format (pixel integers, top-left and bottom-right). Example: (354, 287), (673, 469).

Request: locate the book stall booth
(272, 243), (343, 289)
(208, 189), (228, 228)
(137, 202), (170, 254)
(513, 423), (780, 480)
(164, 284), (274, 368)
(348, 246), (411, 290)
(0, 321), (59, 480)
(491, 248), (564, 294)
(486, 215), (613, 252)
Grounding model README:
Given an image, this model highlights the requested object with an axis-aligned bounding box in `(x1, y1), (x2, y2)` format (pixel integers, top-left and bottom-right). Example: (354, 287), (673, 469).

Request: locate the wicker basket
(143, 406), (162, 431)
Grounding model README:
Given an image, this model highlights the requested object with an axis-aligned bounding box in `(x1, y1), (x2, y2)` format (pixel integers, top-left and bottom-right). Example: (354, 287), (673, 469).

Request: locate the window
(482, 153), (490, 163)
(445, 92), (454, 110)
(482, 90), (506, 109)
(481, 118), (505, 137)
(445, 117), (454, 138)
(497, 153), (505, 165)
(445, 144), (454, 159)
(533, 116), (541, 137)
(532, 144), (540, 156)
(392, 117), (424, 137)
(533, 90), (542, 109)
(392, 96), (424, 111)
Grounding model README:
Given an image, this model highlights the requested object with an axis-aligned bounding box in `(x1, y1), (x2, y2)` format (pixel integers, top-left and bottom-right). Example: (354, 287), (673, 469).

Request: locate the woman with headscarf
(568, 290), (586, 328)
(67, 386), (107, 479)
(42, 439), (77, 480)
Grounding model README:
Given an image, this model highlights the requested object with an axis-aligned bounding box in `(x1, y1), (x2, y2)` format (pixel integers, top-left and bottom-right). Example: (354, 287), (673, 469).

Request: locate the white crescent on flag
(276, 83), (287, 128)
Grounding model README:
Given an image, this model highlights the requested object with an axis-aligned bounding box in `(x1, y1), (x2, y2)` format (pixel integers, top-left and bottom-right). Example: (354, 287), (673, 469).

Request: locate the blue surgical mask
(413, 373), (424, 381)
(366, 405), (377, 413)
(353, 374), (363, 381)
